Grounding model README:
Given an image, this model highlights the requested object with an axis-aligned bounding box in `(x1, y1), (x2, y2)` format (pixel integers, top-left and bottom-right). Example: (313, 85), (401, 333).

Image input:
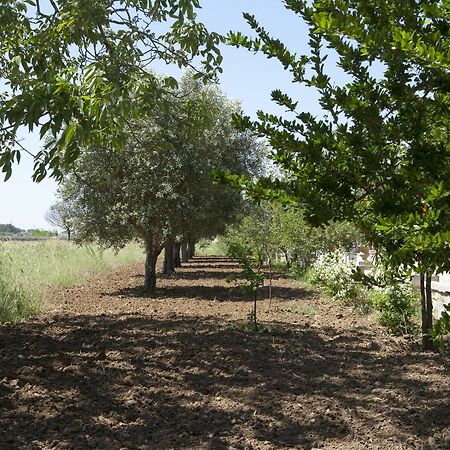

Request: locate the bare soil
(0, 257), (449, 450)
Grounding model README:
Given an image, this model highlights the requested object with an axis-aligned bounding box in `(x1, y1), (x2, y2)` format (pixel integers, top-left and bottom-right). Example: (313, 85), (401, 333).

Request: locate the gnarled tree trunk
(181, 242), (189, 263)
(188, 240), (196, 259)
(144, 238), (157, 291)
(174, 242), (181, 268)
(163, 240), (175, 274)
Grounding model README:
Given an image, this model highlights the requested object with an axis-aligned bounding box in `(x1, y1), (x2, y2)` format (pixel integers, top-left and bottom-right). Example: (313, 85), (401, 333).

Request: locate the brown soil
(0, 256), (449, 450)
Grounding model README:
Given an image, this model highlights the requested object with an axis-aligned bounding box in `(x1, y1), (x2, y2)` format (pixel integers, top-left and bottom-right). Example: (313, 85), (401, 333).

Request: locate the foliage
(0, 0), (224, 181)
(0, 223), (24, 235)
(228, 0), (449, 349)
(307, 253), (420, 334)
(225, 202), (360, 270)
(307, 253), (365, 307)
(197, 238), (228, 257)
(0, 223), (57, 238)
(368, 284), (419, 336)
(58, 75), (263, 290)
(45, 200), (74, 238)
(431, 304), (450, 351)
(308, 254), (419, 334)
(26, 229), (58, 238)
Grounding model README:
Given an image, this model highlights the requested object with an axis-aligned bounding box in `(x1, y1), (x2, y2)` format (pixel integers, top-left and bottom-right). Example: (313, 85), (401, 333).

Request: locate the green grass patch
(0, 240), (144, 323)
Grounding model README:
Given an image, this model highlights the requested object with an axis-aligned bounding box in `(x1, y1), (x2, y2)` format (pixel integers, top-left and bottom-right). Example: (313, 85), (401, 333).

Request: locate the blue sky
(0, 0), (326, 230)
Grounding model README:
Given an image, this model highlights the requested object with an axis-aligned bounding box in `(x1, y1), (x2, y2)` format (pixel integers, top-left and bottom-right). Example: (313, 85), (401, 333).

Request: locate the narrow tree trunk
(420, 273), (434, 351)
(181, 242), (189, 263)
(144, 240), (157, 291)
(67, 228), (71, 241)
(174, 242), (181, 268)
(163, 241), (175, 274)
(425, 273), (434, 348)
(282, 249), (291, 269)
(253, 287), (258, 331)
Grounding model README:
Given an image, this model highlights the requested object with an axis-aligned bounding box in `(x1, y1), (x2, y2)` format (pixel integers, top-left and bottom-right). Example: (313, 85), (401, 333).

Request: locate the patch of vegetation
(305, 254), (420, 335)
(0, 247), (41, 323)
(368, 286), (419, 336)
(431, 305), (450, 351)
(0, 241), (144, 323)
(307, 254), (370, 313)
(0, 223), (57, 239)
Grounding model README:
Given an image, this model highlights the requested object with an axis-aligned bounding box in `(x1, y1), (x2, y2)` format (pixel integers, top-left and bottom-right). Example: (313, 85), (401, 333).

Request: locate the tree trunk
(188, 240), (196, 259)
(67, 228), (71, 241)
(163, 241), (175, 274)
(420, 273), (434, 351)
(144, 240), (157, 291)
(282, 249), (291, 269)
(174, 242), (181, 268)
(181, 242), (189, 263)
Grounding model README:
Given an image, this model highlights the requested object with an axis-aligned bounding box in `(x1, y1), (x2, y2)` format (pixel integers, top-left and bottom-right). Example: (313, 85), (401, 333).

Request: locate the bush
(306, 252), (419, 333)
(431, 304), (450, 350)
(307, 253), (365, 306)
(368, 284), (419, 335)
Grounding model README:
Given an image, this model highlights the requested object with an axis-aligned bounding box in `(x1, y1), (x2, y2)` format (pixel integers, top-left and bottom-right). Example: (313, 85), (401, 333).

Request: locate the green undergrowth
(0, 241), (144, 323)
(290, 254), (420, 336)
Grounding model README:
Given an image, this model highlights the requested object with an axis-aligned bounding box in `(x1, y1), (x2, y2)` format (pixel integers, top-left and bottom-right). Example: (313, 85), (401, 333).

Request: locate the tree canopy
(0, 0), (223, 181)
(57, 75), (264, 290)
(228, 0), (449, 349)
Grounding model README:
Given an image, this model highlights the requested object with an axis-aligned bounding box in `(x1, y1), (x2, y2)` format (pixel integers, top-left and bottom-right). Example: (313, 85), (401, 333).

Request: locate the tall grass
(0, 240), (144, 323)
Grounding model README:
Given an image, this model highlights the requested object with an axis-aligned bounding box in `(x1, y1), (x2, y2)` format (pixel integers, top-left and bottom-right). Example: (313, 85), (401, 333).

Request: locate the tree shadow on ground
(1, 314), (449, 449)
(108, 282), (315, 304)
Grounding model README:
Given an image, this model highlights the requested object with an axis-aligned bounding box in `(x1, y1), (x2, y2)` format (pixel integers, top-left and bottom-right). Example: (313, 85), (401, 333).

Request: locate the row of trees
(51, 75), (264, 290)
(225, 202), (359, 271)
(1, 1), (448, 350)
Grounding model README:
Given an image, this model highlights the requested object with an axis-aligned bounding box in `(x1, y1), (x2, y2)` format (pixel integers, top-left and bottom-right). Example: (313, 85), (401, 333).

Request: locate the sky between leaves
(0, 0), (348, 230)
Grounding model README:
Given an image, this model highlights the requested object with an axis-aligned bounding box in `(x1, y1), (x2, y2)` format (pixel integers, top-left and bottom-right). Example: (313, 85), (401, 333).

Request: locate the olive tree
(59, 77), (263, 290)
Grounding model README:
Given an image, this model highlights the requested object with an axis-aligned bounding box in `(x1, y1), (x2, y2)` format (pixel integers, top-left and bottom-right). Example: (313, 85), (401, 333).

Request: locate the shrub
(431, 304), (450, 350)
(306, 252), (419, 333)
(368, 284), (419, 335)
(307, 253), (365, 306)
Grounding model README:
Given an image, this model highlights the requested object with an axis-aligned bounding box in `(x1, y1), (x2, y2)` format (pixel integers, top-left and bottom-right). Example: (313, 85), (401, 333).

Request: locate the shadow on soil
(113, 258), (314, 304)
(109, 281), (314, 304)
(1, 314), (449, 449)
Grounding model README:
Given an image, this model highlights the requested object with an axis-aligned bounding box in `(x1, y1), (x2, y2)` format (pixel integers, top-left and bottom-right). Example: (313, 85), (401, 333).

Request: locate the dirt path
(0, 257), (449, 450)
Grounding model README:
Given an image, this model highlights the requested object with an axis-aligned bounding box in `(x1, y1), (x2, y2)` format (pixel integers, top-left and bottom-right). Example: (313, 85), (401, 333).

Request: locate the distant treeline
(0, 223), (58, 239)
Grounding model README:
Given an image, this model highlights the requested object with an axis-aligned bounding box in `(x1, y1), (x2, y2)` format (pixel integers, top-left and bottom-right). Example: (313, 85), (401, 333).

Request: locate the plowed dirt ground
(0, 257), (449, 450)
